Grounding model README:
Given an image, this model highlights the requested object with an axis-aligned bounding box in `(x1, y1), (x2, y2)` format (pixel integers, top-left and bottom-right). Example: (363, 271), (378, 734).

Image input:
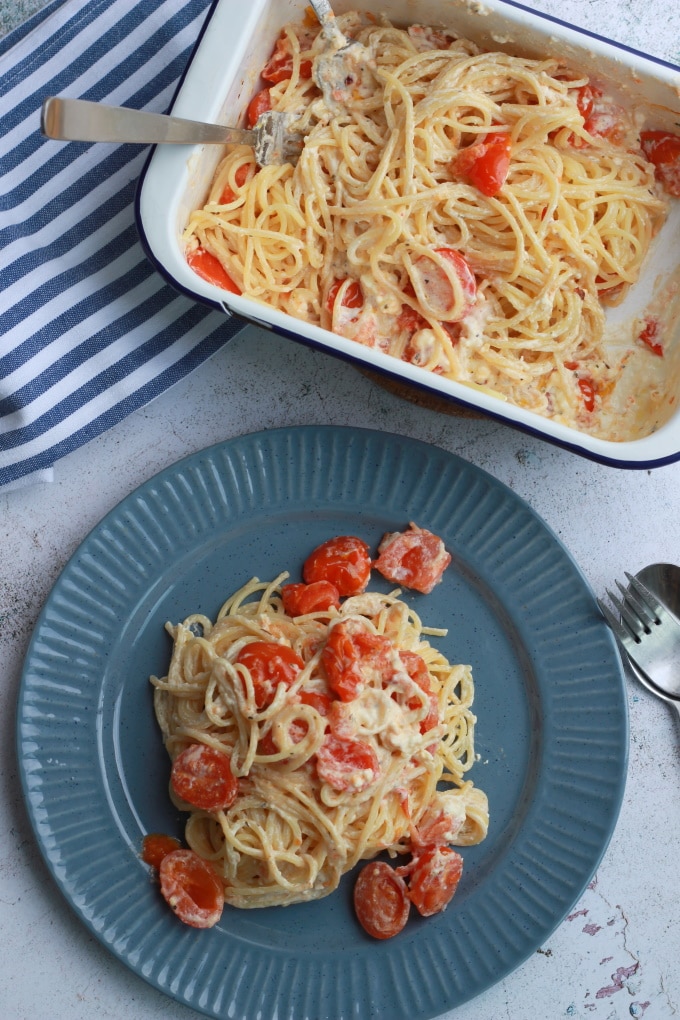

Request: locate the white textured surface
(2, 1), (680, 1018)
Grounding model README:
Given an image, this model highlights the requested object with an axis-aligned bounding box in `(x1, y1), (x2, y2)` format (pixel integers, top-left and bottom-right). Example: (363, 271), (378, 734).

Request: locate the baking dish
(135, 0), (680, 467)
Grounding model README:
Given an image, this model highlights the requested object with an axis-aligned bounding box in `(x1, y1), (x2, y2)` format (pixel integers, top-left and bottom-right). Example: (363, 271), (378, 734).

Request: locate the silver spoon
(40, 97), (303, 166)
(307, 0), (375, 107)
(625, 563), (680, 725)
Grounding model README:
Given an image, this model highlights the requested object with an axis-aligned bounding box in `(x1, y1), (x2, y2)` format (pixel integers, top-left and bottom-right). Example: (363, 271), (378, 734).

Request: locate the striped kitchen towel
(0, 0), (245, 491)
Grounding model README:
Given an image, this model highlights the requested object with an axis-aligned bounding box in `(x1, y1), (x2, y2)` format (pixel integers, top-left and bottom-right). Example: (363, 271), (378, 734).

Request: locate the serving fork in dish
(598, 566), (680, 721)
(40, 97), (303, 166)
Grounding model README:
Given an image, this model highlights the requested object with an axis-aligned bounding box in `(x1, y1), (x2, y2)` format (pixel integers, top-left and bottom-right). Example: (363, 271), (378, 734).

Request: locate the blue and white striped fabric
(0, 0), (245, 491)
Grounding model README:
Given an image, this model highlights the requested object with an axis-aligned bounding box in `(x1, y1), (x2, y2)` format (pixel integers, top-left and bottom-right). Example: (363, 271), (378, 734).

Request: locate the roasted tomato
(409, 248), (476, 321)
(186, 247), (240, 293)
(373, 523), (451, 594)
(640, 130), (680, 197)
(321, 619), (394, 701)
(407, 845), (464, 917)
(282, 580), (341, 616)
(302, 535), (372, 596)
(261, 32), (313, 83)
(354, 861), (410, 939)
(159, 849), (224, 928)
(236, 641), (304, 709)
(316, 732), (380, 792)
(453, 131), (511, 197)
(170, 743), (239, 812)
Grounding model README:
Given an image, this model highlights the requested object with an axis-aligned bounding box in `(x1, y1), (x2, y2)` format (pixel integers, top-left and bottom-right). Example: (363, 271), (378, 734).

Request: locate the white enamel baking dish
(135, 0), (680, 468)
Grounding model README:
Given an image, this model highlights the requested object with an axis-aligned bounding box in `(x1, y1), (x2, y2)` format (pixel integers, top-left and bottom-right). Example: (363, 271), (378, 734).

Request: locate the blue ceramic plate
(17, 426), (628, 1020)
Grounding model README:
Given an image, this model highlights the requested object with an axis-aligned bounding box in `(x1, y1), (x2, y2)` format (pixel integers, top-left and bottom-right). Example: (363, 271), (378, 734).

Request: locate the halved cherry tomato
(410, 248), (476, 321)
(282, 580), (341, 616)
(353, 861), (410, 939)
(574, 84), (597, 120)
(142, 833), (181, 869)
(577, 377), (597, 413)
(637, 316), (664, 357)
(302, 535), (371, 596)
(236, 641), (304, 709)
(453, 131), (511, 197)
(246, 87), (272, 128)
(326, 278), (364, 313)
(170, 743), (239, 812)
(407, 845), (464, 917)
(256, 730), (279, 755)
(159, 848), (224, 928)
(400, 651), (439, 735)
(298, 689), (333, 716)
(640, 130), (680, 197)
(321, 619), (394, 701)
(262, 32), (313, 83)
(374, 523), (451, 594)
(316, 733), (379, 791)
(397, 303), (429, 336)
(582, 90), (625, 144)
(186, 247), (241, 294)
(219, 162), (254, 204)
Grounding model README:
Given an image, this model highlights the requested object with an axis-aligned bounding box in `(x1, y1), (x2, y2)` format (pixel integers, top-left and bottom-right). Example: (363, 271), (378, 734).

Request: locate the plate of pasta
(137, 0), (680, 467)
(17, 425), (628, 1020)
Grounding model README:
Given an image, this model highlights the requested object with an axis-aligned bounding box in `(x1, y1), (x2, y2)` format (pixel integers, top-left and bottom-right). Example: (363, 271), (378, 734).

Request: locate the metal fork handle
(41, 97), (254, 147)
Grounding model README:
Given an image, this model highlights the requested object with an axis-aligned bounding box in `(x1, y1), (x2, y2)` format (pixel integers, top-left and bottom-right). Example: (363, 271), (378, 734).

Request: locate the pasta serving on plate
(147, 529), (489, 939)
(184, 11), (677, 435)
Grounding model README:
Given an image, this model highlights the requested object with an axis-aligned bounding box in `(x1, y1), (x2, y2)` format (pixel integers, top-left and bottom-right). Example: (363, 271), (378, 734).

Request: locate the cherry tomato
(316, 733), (379, 791)
(407, 845), (464, 917)
(282, 580), (341, 616)
(374, 523), (451, 594)
(321, 619), (394, 701)
(186, 247), (241, 294)
(298, 689), (333, 716)
(246, 87), (272, 128)
(141, 833), (181, 869)
(170, 743), (239, 812)
(577, 377), (596, 413)
(410, 247), (476, 321)
(256, 730), (279, 756)
(236, 641), (304, 709)
(353, 861), (410, 939)
(397, 303), (429, 336)
(261, 33), (313, 83)
(582, 90), (625, 144)
(218, 162), (254, 204)
(159, 848), (224, 928)
(325, 278), (364, 313)
(302, 535), (371, 596)
(454, 131), (511, 197)
(413, 808), (461, 848)
(574, 84), (597, 120)
(640, 130), (680, 197)
(637, 316), (664, 357)
(400, 651), (439, 735)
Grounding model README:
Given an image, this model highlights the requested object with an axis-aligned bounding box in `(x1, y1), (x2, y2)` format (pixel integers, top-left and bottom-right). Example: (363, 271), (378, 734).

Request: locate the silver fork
(597, 572), (680, 703)
(41, 97), (303, 166)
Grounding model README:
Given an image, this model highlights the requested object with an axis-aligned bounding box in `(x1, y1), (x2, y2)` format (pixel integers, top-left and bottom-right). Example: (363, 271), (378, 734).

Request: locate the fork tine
(624, 572), (663, 622)
(596, 596), (631, 646)
(604, 587), (646, 641)
(615, 579), (655, 629)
